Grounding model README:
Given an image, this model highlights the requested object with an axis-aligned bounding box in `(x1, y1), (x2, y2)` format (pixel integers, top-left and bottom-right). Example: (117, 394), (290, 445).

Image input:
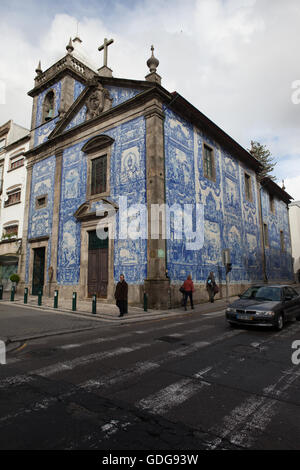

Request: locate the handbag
(213, 284), (219, 294)
(179, 286), (185, 294)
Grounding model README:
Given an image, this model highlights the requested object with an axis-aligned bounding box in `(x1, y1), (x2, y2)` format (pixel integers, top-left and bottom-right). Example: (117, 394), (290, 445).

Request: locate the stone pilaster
(59, 75), (75, 118)
(144, 100), (170, 309)
(256, 178), (268, 283)
(18, 163), (33, 288)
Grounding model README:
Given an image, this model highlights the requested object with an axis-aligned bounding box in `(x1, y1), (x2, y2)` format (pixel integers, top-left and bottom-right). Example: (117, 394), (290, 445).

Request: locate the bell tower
(28, 37), (96, 149)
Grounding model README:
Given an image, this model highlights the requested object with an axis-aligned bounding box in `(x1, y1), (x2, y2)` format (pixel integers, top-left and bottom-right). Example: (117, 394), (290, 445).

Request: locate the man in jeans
(115, 274), (128, 317)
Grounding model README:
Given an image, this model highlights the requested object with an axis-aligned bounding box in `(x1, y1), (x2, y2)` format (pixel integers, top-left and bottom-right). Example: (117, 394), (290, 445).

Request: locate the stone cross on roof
(98, 38), (114, 68)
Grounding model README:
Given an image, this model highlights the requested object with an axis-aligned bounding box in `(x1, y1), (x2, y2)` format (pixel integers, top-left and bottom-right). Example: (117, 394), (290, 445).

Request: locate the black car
(226, 285), (300, 330)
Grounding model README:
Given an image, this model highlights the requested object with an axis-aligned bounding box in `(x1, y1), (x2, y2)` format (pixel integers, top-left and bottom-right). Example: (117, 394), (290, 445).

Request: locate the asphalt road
(1, 304), (300, 450)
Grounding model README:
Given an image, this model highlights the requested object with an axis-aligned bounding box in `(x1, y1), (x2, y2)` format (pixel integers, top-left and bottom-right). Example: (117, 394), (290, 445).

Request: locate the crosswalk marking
(137, 375), (210, 415)
(205, 364), (300, 449)
(35, 342), (152, 377)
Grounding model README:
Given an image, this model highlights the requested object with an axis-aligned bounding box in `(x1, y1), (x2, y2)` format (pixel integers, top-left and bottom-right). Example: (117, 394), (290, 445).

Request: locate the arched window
(42, 90), (55, 123)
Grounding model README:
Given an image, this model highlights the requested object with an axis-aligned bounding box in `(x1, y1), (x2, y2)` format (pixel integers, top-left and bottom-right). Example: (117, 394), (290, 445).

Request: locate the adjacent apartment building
(289, 201), (300, 280)
(0, 120), (30, 290)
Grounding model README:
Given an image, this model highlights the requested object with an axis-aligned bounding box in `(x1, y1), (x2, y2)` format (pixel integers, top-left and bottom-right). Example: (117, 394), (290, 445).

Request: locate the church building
(18, 37), (294, 309)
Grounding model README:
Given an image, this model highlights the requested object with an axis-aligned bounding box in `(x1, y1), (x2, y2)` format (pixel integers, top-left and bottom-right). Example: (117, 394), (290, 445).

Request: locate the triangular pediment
(48, 77), (152, 139)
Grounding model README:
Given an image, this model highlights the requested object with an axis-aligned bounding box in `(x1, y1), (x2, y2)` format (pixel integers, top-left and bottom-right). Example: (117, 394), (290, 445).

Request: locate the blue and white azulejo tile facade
(164, 106), (293, 284)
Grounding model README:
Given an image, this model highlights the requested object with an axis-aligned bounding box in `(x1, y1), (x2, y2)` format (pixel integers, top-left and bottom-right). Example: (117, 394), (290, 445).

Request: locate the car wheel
(228, 321), (238, 328)
(275, 313), (284, 331)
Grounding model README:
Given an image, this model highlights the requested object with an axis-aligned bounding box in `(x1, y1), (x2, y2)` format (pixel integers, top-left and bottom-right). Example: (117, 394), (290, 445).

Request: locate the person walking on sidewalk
(182, 274), (194, 311)
(206, 271), (217, 303)
(115, 274), (128, 317)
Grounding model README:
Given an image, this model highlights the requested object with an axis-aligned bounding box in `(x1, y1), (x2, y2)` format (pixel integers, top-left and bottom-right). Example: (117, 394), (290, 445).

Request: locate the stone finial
(35, 60), (42, 76)
(145, 45), (161, 84)
(282, 179), (286, 191)
(66, 37), (74, 54)
(147, 45), (159, 73)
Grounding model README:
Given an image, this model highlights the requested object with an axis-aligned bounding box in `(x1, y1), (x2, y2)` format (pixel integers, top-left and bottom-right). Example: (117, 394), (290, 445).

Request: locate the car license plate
(237, 314), (253, 321)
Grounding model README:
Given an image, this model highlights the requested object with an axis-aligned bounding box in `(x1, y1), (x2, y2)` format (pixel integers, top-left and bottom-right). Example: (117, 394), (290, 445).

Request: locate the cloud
(285, 175), (300, 201)
(0, 0), (299, 200)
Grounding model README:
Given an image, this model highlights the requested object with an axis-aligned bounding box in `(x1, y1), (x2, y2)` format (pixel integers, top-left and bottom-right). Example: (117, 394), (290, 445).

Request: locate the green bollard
(24, 287), (28, 304)
(72, 292), (77, 312)
(10, 286), (15, 302)
(0, 285), (3, 300)
(144, 292), (148, 312)
(92, 294), (97, 314)
(54, 290), (58, 308)
(38, 289), (42, 306)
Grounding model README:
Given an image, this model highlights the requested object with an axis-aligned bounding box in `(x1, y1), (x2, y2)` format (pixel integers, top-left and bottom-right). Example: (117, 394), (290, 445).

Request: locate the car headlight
(261, 311), (275, 317)
(226, 308), (235, 314)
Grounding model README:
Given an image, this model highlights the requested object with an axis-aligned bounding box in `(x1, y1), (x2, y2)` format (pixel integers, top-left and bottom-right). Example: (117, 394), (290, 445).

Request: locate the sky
(0, 0), (300, 200)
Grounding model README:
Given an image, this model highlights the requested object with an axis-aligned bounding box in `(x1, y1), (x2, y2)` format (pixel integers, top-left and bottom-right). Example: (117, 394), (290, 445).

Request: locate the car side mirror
(285, 295), (292, 301)
(238, 294), (242, 298)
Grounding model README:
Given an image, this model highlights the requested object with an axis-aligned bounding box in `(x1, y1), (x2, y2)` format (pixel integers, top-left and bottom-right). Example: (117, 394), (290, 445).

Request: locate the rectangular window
(263, 223), (269, 247)
(91, 155), (107, 195)
(4, 225), (18, 236)
(35, 194), (48, 209)
(244, 173), (252, 201)
(280, 230), (285, 252)
(203, 143), (215, 181)
(5, 190), (21, 206)
(10, 158), (24, 170)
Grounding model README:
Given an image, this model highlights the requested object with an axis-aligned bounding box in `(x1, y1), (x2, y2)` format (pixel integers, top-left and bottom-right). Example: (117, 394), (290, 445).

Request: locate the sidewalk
(0, 291), (233, 325)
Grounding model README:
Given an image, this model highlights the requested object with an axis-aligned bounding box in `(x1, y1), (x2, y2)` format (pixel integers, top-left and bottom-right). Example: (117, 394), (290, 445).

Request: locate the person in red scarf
(182, 274), (195, 311)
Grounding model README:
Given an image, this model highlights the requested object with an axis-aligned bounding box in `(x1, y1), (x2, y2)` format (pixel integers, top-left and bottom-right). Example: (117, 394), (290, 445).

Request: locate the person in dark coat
(182, 274), (195, 311)
(206, 271), (216, 303)
(115, 274), (128, 317)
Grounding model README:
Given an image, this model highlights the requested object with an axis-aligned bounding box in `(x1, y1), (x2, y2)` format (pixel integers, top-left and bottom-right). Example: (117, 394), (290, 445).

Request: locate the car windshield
(240, 286), (281, 302)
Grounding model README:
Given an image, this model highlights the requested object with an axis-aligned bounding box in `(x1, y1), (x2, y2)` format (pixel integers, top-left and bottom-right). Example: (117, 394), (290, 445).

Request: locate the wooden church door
(32, 247), (45, 295)
(88, 230), (108, 298)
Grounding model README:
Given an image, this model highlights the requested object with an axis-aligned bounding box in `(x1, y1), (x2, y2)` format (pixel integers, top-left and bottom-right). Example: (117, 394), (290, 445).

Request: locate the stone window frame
(280, 230), (285, 252)
(4, 185), (22, 207)
(35, 194), (48, 210)
(202, 141), (216, 182)
(90, 154), (108, 196)
(3, 220), (19, 238)
(263, 223), (269, 248)
(9, 153), (25, 172)
(269, 194), (275, 214)
(244, 172), (253, 202)
(82, 135), (114, 202)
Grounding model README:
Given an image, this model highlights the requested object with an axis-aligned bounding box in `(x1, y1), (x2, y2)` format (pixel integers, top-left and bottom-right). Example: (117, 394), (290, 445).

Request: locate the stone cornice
(28, 235), (49, 244)
(144, 104), (165, 121)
